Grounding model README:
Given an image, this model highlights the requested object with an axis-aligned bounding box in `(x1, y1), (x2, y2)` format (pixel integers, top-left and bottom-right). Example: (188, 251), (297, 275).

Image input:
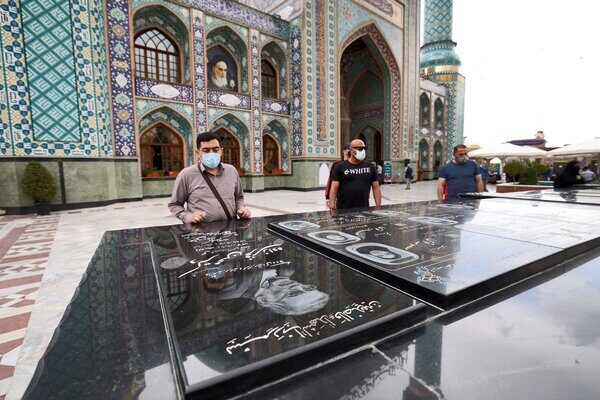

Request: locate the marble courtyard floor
(0, 181), (438, 400)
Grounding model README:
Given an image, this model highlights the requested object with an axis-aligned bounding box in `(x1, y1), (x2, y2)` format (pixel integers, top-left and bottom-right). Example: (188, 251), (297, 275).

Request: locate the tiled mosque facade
(0, 0), (464, 212)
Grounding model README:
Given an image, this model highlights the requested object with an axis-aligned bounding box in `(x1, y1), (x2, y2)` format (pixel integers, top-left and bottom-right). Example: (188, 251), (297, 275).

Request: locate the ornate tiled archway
(340, 23), (402, 160)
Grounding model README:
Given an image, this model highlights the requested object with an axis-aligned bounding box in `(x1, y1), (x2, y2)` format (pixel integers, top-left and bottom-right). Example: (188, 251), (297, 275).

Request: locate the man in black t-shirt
(329, 139), (381, 210)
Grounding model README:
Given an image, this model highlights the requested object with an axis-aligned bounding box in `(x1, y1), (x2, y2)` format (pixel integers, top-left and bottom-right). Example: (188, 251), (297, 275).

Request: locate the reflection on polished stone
(142, 219), (424, 397)
(241, 347), (439, 400)
(375, 250), (600, 400)
(269, 199), (600, 307)
(462, 189), (600, 206)
(23, 244), (178, 400)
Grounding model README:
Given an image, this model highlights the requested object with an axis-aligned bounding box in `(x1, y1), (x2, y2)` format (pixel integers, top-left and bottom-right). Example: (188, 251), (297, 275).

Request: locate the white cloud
(437, 0), (600, 148)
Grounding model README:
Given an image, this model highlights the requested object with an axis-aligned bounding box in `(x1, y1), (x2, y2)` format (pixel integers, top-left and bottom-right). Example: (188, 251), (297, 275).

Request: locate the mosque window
(134, 29), (180, 84)
(140, 124), (184, 177)
(215, 128), (241, 169)
(263, 134), (279, 171)
(420, 93), (430, 127)
(435, 98), (445, 130)
(261, 60), (278, 99)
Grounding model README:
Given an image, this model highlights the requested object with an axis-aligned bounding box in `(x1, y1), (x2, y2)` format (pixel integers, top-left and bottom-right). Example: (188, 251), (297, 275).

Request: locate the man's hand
(237, 207), (251, 219)
(189, 211), (206, 224)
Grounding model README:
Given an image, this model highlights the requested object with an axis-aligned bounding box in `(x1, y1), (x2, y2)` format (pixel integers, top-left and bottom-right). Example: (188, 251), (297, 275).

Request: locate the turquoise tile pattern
(21, 0), (79, 142)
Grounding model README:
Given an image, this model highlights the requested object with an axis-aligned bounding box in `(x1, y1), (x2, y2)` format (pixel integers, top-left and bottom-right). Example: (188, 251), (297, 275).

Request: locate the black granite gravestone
(269, 199), (600, 308)
(22, 198), (600, 400)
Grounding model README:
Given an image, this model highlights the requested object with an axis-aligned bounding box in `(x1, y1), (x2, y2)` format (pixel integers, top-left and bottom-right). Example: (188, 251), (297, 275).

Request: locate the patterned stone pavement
(0, 182), (440, 399)
(0, 215), (60, 399)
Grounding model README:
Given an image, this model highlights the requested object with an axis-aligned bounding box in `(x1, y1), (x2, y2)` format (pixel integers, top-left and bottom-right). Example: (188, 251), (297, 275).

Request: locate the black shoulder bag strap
(198, 165), (233, 220)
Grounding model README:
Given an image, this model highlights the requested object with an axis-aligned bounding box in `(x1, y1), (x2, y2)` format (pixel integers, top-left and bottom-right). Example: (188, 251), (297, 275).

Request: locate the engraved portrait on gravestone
(207, 46), (238, 92)
(277, 220), (321, 231)
(203, 263), (329, 316)
(307, 230), (361, 245)
(346, 243), (418, 266)
(408, 216), (458, 225)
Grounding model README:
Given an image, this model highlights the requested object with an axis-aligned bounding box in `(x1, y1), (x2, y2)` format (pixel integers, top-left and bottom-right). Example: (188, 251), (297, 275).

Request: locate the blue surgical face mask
(201, 152), (221, 169)
(456, 156), (468, 164)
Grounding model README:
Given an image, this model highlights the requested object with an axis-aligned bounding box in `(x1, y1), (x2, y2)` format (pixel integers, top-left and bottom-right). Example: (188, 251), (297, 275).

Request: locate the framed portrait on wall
(207, 45), (238, 92)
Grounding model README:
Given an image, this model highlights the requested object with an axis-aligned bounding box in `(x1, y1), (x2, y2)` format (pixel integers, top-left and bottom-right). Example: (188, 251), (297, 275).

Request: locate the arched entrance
(214, 127), (241, 169)
(140, 123), (184, 177)
(339, 24), (403, 160)
(340, 39), (385, 159)
(262, 134), (280, 172)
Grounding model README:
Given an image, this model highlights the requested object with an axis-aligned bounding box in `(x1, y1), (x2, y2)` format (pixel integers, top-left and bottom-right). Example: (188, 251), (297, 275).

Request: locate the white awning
(468, 142), (549, 158)
(548, 137), (600, 156)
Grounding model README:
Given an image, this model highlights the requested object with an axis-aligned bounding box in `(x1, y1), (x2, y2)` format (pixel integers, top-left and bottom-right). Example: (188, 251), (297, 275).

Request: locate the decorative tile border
(180, 0), (289, 38)
(208, 107), (251, 126)
(135, 78), (193, 103)
(314, 0), (326, 143)
(326, 0), (336, 153)
(135, 99), (194, 123)
(131, 0), (190, 28)
(206, 15), (248, 44)
(250, 29), (262, 173)
(0, 2), (14, 156)
(106, 0), (137, 156)
(192, 10), (207, 134)
(90, 0), (113, 157)
(261, 98), (290, 115)
(351, 107), (384, 120)
(207, 90), (251, 110)
(289, 21), (302, 156)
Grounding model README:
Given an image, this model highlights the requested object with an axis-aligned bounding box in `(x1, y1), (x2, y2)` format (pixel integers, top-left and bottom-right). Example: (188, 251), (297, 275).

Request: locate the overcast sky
(440, 0), (599, 148)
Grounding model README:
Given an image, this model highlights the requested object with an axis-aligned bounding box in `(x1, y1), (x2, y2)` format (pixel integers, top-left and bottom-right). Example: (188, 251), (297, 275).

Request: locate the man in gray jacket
(169, 131), (251, 223)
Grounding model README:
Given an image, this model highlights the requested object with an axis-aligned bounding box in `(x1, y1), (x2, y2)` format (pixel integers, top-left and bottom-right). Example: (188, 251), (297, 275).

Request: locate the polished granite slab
(22, 243), (179, 400)
(23, 197), (600, 399)
(234, 248), (600, 400)
(22, 219), (425, 400)
(461, 189), (600, 206)
(121, 219), (425, 398)
(371, 248), (600, 400)
(268, 199), (600, 308)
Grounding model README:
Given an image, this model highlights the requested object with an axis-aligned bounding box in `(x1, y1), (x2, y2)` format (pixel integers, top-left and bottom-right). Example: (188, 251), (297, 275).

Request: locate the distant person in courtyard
(405, 164), (413, 190)
(169, 131), (251, 223)
(325, 143), (350, 208)
(329, 139), (381, 210)
(581, 166), (597, 182)
(480, 162), (489, 191)
(554, 160), (583, 188)
(437, 144), (483, 202)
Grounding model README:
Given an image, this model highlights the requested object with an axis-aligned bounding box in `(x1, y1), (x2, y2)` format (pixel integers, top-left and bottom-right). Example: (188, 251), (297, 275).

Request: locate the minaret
(421, 0), (466, 157)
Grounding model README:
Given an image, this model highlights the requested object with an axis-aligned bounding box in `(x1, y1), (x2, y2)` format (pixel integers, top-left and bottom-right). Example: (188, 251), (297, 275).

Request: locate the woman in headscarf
(553, 160), (583, 188)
